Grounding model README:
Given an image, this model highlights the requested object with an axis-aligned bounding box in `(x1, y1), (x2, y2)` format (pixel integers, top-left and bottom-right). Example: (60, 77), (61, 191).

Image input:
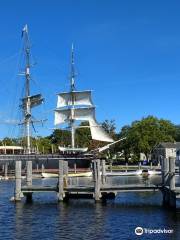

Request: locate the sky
(0, 0), (180, 138)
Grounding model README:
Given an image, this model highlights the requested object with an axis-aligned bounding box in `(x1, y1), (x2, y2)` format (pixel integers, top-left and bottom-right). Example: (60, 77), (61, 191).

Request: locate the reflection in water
(0, 176), (179, 240)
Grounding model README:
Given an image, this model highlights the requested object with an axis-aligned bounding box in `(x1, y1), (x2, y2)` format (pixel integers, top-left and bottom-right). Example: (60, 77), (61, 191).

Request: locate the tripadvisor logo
(135, 227), (143, 236)
(135, 226), (174, 235)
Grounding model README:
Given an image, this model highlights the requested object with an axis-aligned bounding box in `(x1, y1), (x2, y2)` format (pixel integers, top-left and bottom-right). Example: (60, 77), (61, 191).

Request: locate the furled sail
(20, 94), (44, 109)
(54, 107), (95, 125)
(57, 91), (93, 108)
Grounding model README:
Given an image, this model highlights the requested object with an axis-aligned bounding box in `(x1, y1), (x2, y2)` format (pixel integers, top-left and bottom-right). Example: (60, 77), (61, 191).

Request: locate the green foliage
(102, 119), (116, 138)
(118, 116), (176, 161)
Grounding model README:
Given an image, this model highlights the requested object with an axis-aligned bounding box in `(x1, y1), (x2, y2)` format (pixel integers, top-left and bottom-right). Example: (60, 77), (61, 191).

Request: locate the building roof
(157, 142), (180, 149)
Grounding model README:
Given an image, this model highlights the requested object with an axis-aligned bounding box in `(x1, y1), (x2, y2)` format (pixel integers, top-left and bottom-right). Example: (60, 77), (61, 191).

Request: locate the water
(0, 176), (180, 240)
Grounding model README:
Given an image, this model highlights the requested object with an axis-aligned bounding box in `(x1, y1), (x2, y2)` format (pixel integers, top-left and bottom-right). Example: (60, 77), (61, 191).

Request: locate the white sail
(55, 107), (113, 142)
(89, 119), (114, 142)
(54, 107), (95, 125)
(57, 91), (93, 108)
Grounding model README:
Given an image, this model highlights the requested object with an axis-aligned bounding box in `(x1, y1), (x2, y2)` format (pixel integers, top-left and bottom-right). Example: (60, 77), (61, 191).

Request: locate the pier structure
(161, 157), (180, 208)
(0, 154), (179, 208)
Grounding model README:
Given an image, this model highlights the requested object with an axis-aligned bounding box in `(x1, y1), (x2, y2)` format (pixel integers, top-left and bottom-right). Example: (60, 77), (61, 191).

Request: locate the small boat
(41, 171), (92, 178)
(142, 169), (161, 176)
(106, 170), (142, 177)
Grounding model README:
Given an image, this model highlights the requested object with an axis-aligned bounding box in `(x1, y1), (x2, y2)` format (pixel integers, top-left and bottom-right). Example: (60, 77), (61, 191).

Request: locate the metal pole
(15, 161), (22, 201)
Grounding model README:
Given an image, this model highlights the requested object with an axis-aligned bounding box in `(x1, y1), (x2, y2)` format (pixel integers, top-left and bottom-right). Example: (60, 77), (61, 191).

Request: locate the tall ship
(54, 44), (113, 167)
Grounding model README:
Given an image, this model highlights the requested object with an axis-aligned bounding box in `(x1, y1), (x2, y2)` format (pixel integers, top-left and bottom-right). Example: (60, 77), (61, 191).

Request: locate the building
(152, 142), (180, 164)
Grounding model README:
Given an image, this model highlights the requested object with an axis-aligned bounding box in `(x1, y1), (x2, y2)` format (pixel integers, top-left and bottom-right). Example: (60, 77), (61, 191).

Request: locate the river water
(0, 175), (180, 240)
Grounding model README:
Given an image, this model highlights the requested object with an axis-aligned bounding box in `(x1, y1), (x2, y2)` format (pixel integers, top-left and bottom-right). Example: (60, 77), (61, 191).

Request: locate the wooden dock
(1, 153), (178, 208)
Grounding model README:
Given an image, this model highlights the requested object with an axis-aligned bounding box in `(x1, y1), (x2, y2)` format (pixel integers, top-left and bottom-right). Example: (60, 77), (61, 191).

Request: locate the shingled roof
(157, 142), (180, 149)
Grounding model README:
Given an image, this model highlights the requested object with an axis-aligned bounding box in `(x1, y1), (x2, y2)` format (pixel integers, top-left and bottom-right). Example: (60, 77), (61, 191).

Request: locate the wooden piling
(26, 161), (32, 186)
(74, 163), (77, 173)
(15, 161), (22, 201)
(101, 160), (106, 185)
(169, 157), (175, 191)
(162, 158), (169, 186)
(93, 160), (101, 202)
(63, 161), (68, 188)
(41, 163), (45, 173)
(4, 162), (8, 179)
(58, 160), (64, 201)
(125, 162), (128, 172)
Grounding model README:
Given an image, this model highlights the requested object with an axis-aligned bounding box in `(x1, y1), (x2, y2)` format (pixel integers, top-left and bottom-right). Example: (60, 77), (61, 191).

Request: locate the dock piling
(169, 157), (175, 191)
(93, 159), (101, 202)
(58, 160), (64, 201)
(26, 161), (32, 186)
(4, 162), (8, 179)
(101, 160), (106, 185)
(15, 161), (22, 201)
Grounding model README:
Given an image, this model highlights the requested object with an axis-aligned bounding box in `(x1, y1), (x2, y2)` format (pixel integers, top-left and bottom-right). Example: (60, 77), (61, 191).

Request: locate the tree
(116, 125), (132, 162)
(49, 129), (71, 147)
(102, 119), (116, 138)
(125, 116), (175, 161)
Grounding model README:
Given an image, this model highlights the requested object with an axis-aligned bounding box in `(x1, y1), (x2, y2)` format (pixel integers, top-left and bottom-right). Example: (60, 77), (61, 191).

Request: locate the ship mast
(23, 25), (31, 154)
(70, 44), (75, 149)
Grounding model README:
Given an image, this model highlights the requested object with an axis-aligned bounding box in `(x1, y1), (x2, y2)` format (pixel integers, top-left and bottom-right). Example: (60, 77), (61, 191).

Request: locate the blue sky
(0, 0), (180, 138)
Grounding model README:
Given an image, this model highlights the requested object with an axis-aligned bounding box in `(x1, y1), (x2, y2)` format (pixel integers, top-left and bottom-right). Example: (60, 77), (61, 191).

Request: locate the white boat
(41, 171), (92, 178)
(142, 169), (161, 176)
(106, 170), (142, 176)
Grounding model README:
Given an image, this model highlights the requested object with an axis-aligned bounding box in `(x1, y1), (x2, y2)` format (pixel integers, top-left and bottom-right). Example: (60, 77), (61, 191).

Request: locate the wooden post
(51, 144), (54, 154)
(110, 162), (112, 173)
(74, 163), (77, 173)
(93, 159), (101, 202)
(169, 157), (175, 191)
(58, 160), (64, 201)
(150, 161), (152, 170)
(41, 163), (45, 173)
(101, 160), (106, 185)
(4, 162), (8, 179)
(26, 161), (32, 186)
(162, 158), (169, 186)
(125, 162), (128, 172)
(63, 161), (68, 188)
(36, 164), (39, 172)
(15, 161), (22, 201)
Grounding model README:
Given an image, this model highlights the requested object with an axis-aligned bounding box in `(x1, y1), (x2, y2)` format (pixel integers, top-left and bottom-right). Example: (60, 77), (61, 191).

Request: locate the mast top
(70, 43), (75, 92)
